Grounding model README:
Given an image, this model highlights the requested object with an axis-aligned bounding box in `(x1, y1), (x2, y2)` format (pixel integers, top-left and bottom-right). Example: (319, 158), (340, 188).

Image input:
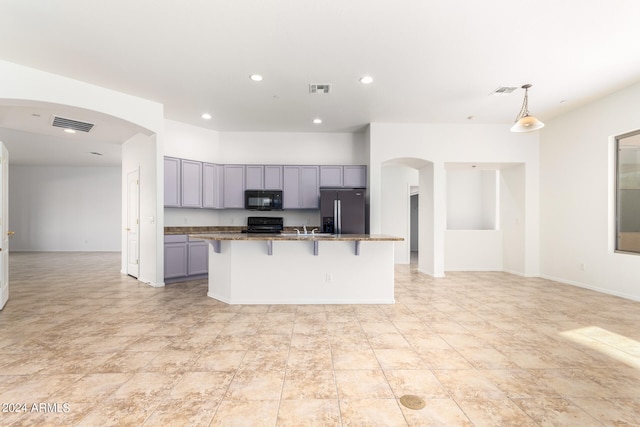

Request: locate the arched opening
(0, 99), (158, 284)
(381, 157), (436, 274)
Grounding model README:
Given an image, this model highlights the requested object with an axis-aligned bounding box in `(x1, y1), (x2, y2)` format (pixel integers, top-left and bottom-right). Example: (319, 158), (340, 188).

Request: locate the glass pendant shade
(510, 115), (545, 132)
(510, 84), (544, 132)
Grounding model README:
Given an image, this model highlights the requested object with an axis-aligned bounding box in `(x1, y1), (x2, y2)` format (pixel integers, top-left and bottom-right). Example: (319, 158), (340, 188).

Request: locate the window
(616, 131), (640, 253)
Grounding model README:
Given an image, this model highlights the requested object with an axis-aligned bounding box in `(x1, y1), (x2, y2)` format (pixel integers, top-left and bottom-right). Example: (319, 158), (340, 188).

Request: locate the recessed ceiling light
(64, 128), (76, 134)
(201, 113), (212, 120)
(250, 74), (263, 82)
(359, 75), (373, 84)
(313, 118), (322, 124)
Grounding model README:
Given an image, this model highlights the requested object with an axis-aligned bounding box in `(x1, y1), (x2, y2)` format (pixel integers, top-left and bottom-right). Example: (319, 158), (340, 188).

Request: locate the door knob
(7, 231), (15, 236)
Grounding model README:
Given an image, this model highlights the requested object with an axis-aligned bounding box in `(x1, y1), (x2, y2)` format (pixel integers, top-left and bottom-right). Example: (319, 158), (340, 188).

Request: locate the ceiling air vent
(490, 86), (518, 96)
(51, 116), (95, 132)
(309, 84), (331, 94)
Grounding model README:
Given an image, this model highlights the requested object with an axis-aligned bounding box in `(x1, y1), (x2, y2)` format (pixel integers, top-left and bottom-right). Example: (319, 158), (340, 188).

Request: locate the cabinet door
(300, 166), (320, 208)
(264, 166), (283, 190)
(187, 240), (208, 276)
(203, 163), (224, 209)
(164, 157), (181, 207)
(164, 240), (188, 279)
(282, 166), (301, 209)
(320, 165), (343, 187)
(223, 165), (245, 208)
(245, 165), (264, 190)
(181, 159), (203, 208)
(343, 165), (367, 188)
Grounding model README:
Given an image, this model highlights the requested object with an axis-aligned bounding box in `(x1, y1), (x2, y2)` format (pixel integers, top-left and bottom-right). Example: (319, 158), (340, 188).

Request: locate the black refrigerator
(320, 189), (366, 234)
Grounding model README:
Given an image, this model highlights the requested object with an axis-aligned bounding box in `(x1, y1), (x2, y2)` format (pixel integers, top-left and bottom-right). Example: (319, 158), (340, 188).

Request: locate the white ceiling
(1, 0), (640, 166)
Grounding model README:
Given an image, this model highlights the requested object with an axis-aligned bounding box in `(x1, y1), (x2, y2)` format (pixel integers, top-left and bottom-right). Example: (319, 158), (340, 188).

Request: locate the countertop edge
(189, 233), (404, 242)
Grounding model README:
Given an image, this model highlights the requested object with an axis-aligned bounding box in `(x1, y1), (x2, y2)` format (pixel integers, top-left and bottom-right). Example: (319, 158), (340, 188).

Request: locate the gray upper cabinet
(203, 163), (224, 209)
(246, 165), (283, 190)
(181, 159), (203, 208)
(264, 165), (283, 190)
(245, 165), (264, 190)
(343, 165), (367, 188)
(319, 165), (343, 187)
(283, 165), (319, 209)
(165, 156), (363, 210)
(223, 164), (245, 208)
(320, 165), (366, 188)
(164, 157), (181, 207)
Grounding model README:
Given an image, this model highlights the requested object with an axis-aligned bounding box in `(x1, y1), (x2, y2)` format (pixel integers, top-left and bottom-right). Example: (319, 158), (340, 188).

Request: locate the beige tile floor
(1, 252), (640, 426)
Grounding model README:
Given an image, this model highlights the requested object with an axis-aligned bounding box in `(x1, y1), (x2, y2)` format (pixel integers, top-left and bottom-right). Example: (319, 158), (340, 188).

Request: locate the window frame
(615, 130), (640, 255)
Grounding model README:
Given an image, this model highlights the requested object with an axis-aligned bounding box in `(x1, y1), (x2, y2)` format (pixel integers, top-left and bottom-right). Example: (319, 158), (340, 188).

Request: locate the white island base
(200, 236), (398, 305)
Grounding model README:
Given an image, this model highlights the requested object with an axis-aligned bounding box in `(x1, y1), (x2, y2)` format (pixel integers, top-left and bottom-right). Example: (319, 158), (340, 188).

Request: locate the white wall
(122, 133), (160, 286)
(381, 164), (418, 263)
(164, 119), (220, 162)
(445, 230), (503, 271)
(447, 169), (498, 230)
(501, 164), (526, 275)
(369, 123), (540, 277)
(9, 166), (121, 251)
(218, 131), (368, 164)
(541, 81), (640, 301)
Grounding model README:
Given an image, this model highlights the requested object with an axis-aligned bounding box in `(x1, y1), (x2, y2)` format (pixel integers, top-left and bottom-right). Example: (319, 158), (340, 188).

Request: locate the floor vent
(51, 116), (95, 132)
(309, 84), (331, 94)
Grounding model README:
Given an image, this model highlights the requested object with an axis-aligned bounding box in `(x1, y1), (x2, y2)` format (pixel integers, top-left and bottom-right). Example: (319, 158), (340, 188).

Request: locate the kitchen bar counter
(189, 232), (402, 241)
(191, 232), (402, 256)
(193, 232), (403, 305)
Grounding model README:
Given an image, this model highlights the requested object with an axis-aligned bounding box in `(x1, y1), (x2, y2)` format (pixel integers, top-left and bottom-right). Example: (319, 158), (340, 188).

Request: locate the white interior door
(126, 168), (140, 278)
(0, 143), (9, 310)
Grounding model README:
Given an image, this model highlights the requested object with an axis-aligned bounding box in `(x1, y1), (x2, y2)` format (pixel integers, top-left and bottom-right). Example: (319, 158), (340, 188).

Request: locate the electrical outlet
(326, 273), (333, 283)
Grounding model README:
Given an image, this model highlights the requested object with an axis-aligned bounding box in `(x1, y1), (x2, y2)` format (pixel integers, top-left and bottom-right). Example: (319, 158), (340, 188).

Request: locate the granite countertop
(165, 226), (243, 235)
(165, 226), (323, 235)
(189, 232), (404, 242)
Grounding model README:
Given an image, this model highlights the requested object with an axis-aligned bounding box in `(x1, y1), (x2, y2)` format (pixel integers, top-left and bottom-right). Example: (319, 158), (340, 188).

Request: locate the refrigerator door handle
(333, 200), (338, 233)
(337, 199), (342, 234)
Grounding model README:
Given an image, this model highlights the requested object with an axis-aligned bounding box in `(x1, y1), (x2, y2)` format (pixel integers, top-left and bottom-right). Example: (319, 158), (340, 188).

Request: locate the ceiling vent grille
(490, 86), (518, 96)
(51, 116), (95, 132)
(309, 84), (331, 94)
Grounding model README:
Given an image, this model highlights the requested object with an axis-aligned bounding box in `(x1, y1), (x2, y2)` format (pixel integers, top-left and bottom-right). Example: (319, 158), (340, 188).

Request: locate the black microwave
(244, 190), (283, 211)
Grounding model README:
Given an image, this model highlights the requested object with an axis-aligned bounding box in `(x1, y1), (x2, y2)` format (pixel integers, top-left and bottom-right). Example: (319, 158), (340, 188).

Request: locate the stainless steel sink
(279, 233), (335, 238)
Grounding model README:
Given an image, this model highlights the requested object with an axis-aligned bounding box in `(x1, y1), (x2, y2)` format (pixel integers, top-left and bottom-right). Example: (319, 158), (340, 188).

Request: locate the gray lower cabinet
(164, 235), (208, 283)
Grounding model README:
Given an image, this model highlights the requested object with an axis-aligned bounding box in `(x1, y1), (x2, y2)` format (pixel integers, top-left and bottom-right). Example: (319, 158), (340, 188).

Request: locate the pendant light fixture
(510, 84), (544, 132)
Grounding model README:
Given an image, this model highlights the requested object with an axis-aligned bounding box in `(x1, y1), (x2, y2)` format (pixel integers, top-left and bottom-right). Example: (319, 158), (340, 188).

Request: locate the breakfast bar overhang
(191, 233), (403, 305)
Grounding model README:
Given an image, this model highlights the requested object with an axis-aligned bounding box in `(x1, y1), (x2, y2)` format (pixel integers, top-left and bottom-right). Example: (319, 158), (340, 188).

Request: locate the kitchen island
(190, 232), (403, 305)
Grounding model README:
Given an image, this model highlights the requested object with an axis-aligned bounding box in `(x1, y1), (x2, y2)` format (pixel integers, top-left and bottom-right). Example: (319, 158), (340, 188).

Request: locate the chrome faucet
(311, 228), (318, 236)
(303, 225), (307, 234)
